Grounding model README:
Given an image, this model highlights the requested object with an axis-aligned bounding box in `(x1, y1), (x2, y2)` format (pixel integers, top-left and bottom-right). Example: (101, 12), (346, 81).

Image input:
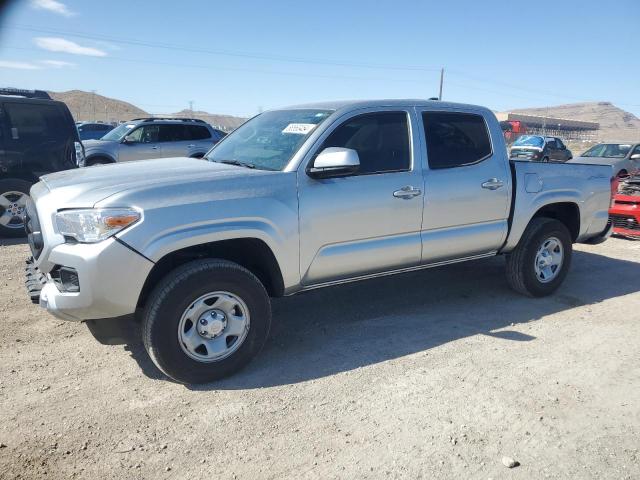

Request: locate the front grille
(610, 214), (640, 231)
(24, 199), (44, 259)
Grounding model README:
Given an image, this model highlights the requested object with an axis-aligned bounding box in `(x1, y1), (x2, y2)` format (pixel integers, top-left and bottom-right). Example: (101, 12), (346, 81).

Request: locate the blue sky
(0, 0), (639, 117)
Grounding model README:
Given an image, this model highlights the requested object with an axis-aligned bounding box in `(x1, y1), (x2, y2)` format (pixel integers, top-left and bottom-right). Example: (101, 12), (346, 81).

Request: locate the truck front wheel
(505, 218), (572, 297)
(142, 259), (271, 384)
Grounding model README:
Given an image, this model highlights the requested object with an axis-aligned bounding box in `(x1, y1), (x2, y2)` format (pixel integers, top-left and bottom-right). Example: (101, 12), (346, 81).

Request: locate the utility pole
(189, 100), (194, 116)
(91, 90), (97, 120)
(438, 68), (444, 101)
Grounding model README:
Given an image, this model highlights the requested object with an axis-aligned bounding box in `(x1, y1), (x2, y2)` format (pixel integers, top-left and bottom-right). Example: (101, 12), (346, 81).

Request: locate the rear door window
(4, 102), (70, 142)
(422, 112), (492, 169)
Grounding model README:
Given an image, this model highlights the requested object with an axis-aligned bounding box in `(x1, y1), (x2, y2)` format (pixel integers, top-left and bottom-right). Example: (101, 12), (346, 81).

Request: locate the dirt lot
(0, 237), (639, 479)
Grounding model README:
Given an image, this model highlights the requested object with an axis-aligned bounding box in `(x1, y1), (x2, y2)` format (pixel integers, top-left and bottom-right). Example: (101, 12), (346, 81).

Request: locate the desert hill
(507, 102), (640, 141)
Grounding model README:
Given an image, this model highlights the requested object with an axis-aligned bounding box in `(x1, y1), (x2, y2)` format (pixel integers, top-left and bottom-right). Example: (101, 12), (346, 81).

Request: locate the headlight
(55, 208), (141, 243)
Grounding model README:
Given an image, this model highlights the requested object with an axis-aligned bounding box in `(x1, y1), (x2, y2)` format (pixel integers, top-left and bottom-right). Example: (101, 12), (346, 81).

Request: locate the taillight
(75, 141), (86, 167)
(610, 176), (619, 208)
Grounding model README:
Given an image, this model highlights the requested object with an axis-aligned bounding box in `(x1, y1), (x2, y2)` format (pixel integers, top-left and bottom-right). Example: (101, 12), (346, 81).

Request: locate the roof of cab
(280, 99), (492, 114)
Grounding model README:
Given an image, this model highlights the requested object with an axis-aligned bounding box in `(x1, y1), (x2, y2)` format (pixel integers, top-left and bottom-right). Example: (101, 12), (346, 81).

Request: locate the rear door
(545, 137), (559, 161)
(418, 109), (511, 263)
(2, 101), (76, 177)
(119, 124), (161, 161)
(555, 138), (570, 161)
(187, 124), (215, 157)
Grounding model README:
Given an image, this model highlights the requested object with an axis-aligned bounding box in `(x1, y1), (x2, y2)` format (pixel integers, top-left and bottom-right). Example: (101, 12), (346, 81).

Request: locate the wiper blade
(216, 159), (256, 169)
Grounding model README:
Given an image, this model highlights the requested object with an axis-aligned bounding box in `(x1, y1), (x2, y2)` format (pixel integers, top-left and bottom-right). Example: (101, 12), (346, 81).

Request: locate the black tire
(142, 259), (271, 384)
(505, 218), (572, 297)
(0, 178), (32, 238)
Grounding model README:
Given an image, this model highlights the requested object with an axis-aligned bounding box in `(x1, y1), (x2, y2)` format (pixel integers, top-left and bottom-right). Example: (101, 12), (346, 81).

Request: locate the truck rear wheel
(142, 259), (271, 384)
(505, 218), (572, 297)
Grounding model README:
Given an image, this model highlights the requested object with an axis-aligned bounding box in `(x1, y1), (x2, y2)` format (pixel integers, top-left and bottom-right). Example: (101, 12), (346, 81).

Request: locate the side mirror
(308, 147), (360, 179)
(122, 135), (135, 144)
(631, 153), (640, 160)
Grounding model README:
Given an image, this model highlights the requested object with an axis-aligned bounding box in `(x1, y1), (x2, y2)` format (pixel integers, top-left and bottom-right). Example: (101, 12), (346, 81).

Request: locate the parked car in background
(609, 173), (640, 238)
(82, 118), (225, 166)
(568, 142), (640, 177)
(24, 99), (613, 383)
(509, 135), (573, 162)
(0, 88), (83, 237)
(77, 122), (115, 141)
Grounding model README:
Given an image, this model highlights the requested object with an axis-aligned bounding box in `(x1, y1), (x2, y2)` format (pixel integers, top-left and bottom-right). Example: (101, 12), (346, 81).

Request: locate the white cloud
(40, 59), (76, 68)
(0, 60), (42, 70)
(31, 0), (75, 17)
(34, 37), (107, 57)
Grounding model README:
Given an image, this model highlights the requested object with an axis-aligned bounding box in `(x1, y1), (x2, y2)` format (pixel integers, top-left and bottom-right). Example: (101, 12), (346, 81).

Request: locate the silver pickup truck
(24, 100), (613, 384)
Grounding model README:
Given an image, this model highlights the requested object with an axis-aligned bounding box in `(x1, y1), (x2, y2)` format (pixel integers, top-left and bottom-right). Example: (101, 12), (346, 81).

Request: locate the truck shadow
(0, 237), (28, 246)
(120, 249), (640, 388)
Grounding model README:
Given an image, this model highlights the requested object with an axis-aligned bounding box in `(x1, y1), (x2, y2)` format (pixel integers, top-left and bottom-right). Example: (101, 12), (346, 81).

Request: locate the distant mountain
(506, 102), (640, 141)
(47, 90), (247, 131)
(170, 109), (247, 131)
(48, 90), (147, 122)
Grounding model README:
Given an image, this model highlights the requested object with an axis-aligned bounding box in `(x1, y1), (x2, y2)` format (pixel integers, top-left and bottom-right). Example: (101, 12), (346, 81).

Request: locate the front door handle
(481, 178), (504, 190)
(187, 144), (196, 148)
(151, 146), (159, 150)
(393, 186), (422, 199)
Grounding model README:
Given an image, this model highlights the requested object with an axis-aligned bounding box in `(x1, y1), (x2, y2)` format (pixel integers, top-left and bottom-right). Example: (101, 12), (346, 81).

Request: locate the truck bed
(503, 160), (613, 251)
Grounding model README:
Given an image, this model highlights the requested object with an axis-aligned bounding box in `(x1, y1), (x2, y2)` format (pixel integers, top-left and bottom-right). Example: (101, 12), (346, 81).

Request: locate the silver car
(82, 118), (226, 166)
(569, 142), (640, 177)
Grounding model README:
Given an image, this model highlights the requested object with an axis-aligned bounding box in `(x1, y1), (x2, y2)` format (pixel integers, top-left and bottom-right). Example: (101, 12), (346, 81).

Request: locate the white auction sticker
(282, 123), (316, 134)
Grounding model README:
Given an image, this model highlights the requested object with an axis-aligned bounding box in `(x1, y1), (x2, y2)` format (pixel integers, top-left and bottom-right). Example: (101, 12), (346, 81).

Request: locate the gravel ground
(0, 237), (639, 479)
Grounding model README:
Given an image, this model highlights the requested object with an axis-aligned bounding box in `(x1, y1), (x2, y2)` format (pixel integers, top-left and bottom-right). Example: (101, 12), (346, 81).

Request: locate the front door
(418, 109), (511, 263)
(119, 124), (162, 161)
(298, 109), (424, 286)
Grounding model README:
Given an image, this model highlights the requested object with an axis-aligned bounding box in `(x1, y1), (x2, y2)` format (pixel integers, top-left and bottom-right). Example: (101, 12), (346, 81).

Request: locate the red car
(609, 175), (640, 238)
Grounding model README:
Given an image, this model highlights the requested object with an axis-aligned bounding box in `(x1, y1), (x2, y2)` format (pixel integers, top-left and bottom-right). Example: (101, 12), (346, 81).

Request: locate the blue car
(77, 122), (115, 141)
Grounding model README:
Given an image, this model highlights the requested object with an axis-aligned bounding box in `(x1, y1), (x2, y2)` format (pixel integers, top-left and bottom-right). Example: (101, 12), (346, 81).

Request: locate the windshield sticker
(282, 123), (316, 135)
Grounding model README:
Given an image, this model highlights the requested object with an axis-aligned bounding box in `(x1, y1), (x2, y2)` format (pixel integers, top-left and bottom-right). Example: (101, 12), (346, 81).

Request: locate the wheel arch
(86, 153), (116, 165)
(531, 201), (581, 242)
(137, 237), (285, 309)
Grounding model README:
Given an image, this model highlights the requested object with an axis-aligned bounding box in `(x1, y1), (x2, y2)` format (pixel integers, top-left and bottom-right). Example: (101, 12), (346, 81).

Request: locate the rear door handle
(151, 146), (159, 150)
(481, 178), (504, 190)
(393, 186), (422, 199)
(187, 144), (196, 148)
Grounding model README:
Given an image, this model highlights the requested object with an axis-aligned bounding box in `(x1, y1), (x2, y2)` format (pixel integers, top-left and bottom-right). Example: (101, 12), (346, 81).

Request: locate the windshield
(205, 109), (333, 170)
(513, 135), (544, 148)
(581, 143), (632, 158)
(100, 123), (137, 141)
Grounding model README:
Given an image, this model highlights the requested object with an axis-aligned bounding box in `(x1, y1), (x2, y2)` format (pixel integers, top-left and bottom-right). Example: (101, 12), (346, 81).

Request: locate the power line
(6, 23), (442, 73)
(2, 45), (435, 85)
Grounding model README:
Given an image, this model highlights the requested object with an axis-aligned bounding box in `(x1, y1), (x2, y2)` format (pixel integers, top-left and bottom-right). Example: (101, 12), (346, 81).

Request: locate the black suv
(0, 88), (83, 237)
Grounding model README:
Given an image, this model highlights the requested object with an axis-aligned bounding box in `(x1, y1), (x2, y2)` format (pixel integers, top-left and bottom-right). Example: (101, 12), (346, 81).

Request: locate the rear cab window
(3, 102), (73, 142)
(422, 111), (492, 169)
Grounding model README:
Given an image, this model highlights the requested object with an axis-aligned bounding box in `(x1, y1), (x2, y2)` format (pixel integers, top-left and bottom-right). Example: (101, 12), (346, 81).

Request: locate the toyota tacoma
(24, 100), (614, 384)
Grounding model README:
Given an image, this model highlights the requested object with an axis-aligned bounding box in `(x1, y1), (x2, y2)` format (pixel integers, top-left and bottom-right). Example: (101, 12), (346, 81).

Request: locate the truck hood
(39, 157), (259, 207)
